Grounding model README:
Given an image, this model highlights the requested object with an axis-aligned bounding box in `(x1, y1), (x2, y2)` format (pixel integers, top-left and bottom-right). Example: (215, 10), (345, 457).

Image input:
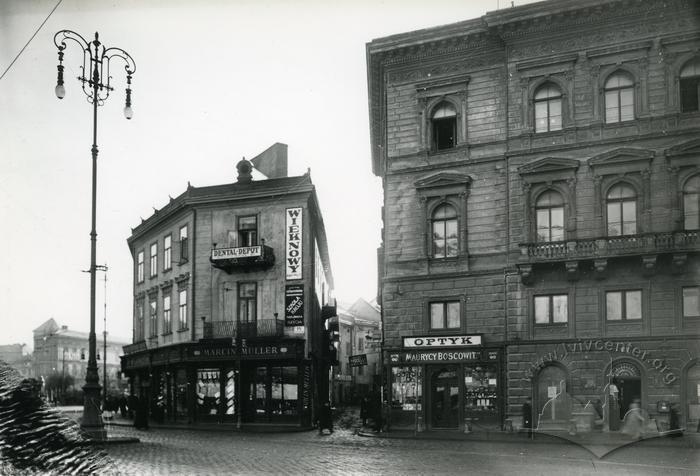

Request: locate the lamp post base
(81, 381), (106, 441)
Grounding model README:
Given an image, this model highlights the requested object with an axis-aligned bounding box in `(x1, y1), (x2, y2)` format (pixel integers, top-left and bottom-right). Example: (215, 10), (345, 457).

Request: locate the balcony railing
(519, 230), (699, 262)
(210, 243), (275, 273)
(202, 319), (285, 340)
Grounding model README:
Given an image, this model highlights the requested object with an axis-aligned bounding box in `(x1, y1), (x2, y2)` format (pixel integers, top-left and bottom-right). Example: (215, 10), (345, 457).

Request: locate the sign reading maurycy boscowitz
(285, 207), (303, 280)
(349, 354), (368, 367)
(211, 246), (261, 260)
(403, 335), (482, 348)
(285, 284), (304, 327)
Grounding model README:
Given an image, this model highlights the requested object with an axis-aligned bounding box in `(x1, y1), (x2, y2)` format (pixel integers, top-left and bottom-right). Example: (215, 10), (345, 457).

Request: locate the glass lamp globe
(55, 84), (66, 99)
(123, 105), (133, 120)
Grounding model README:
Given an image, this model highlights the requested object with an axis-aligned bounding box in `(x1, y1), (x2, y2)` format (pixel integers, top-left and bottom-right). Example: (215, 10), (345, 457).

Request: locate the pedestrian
(621, 398), (645, 439)
(127, 393), (138, 419)
(522, 397), (533, 437)
(134, 395), (149, 430)
(119, 394), (128, 419)
(317, 401), (333, 435)
(371, 393), (382, 432)
(360, 395), (369, 427)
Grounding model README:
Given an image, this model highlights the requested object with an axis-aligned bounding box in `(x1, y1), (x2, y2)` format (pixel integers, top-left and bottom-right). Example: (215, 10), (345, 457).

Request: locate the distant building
(334, 299), (382, 404)
(121, 144), (336, 429)
(0, 343), (31, 379)
(368, 0), (700, 433)
(32, 318), (128, 397)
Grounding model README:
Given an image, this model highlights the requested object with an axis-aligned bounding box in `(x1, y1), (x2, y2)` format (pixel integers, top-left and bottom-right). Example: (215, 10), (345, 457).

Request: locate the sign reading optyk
(403, 335), (482, 348)
(285, 207), (303, 280)
(285, 284), (304, 327)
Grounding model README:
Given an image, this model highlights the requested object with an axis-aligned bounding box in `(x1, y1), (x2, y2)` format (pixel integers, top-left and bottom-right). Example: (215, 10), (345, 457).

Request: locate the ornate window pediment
(665, 138), (700, 169)
(415, 172), (472, 193)
(589, 148), (654, 176)
(519, 157), (579, 182)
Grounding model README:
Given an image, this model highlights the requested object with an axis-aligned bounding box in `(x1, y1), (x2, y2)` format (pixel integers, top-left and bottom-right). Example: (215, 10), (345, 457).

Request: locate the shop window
(430, 301), (460, 330)
(606, 183), (637, 236)
(358, 336), (364, 351)
(534, 294), (568, 325)
(534, 83), (562, 133)
(162, 294), (171, 334)
(431, 203), (458, 258)
(196, 369), (221, 417)
(390, 366), (423, 430)
(431, 102), (457, 151)
(604, 72), (635, 123)
(606, 290), (642, 321)
(680, 58), (700, 113)
(683, 175), (700, 230)
(163, 234), (172, 271)
(149, 242), (158, 278)
(254, 366), (268, 416)
(464, 365), (499, 429)
(179, 225), (189, 262)
(178, 289), (188, 330)
(238, 215), (258, 247)
(149, 298), (157, 337)
(271, 366), (298, 417)
(136, 250), (144, 283)
(535, 190), (565, 242)
(683, 287), (700, 318)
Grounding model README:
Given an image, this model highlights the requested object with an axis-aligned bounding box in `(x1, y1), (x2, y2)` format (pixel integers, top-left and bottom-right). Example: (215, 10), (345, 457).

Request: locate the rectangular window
(358, 336), (364, 351)
(429, 301), (460, 330)
(163, 294), (172, 334)
(534, 294), (568, 324)
(238, 216), (258, 247)
(149, 298), (157, 337)
(163, 234), (172, 271)
(137, 250), (144, 283)
(238, 282), (257, 323)
(606, 290), (642, 320)
(135, 299), (145, 341)
(358, 365), (364, 376)
(680, 77), (700, 113)
(150, 242), (158, 277)
(683, 286), (700, 318)
(178, 289), (188, 330)
(179, 225), (189, 262)
(684, 193), (699, 230)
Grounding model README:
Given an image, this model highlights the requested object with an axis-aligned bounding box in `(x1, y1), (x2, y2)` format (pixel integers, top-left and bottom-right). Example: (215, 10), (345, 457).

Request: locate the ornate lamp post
(53, 30), (135, 440)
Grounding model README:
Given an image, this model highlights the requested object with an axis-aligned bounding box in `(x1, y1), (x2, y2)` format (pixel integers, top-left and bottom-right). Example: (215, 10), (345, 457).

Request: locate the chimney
(251, 143), (288, 179)
(236, 157), (253, 183)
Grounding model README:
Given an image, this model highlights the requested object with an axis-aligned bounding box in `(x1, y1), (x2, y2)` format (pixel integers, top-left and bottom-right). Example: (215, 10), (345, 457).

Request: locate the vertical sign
(285, 284), (304, 327)
(285, 207), (303, 280)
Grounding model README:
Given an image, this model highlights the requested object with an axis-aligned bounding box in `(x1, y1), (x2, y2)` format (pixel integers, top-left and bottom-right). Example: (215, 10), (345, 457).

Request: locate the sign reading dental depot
(403, 335), (482, 348)
(285, 207), (303, 280)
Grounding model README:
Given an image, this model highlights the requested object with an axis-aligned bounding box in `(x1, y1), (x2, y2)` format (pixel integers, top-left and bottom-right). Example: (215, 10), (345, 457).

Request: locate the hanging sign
(285, 207), (303, 280)
(349, 354), (368, 367)
(285, 284), (304, 327)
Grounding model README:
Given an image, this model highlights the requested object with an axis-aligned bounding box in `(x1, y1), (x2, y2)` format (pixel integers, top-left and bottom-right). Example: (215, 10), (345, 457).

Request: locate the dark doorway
(430, 366), (459, 429)
(613, 376), (641, 420)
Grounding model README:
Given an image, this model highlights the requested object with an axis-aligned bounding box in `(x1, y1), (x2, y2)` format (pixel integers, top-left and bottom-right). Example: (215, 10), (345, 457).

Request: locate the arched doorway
(611, 361), (642, 420)
(535, 364), (570, 429)
(429, 366), (459, 429)
(685, 362), (700, 432)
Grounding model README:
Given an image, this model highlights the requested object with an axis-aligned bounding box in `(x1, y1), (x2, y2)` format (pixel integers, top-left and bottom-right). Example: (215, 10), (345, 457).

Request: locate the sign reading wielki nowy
(285, 284), (304, 327)
(285, 207), (302, 280)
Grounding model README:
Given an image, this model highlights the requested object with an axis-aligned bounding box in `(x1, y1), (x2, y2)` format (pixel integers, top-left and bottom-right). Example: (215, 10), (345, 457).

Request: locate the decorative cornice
(174, 272), (191, 285)
(414, 172), (473, 191)
(588, 147), (655, 169)
(518, 157), (580, 177)
(585, 39), (653, 60)
(515, 53), (579, 72)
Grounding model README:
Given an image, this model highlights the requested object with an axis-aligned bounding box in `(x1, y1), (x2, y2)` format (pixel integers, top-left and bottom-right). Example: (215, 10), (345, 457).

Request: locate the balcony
(518, 231), (699, 283)
(202, 319), (285, 340)
(210, 243), (275, 273)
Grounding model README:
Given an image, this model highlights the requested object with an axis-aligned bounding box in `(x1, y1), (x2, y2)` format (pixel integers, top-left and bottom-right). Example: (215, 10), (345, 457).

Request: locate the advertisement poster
(285, 207), (303, 280)
(285, 284), (304, 327)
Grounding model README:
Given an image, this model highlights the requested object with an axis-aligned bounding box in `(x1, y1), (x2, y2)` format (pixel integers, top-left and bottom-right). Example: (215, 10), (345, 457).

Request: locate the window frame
(179, 225), (189, 263)
(178, 289), (188, 331)
(136, 250), (145, 284)
(238, 282), (258, 324)
(238, 215), (259, 247)
(428, 300), (461, 331)
(605, 182), (638, 237)
(534, 189), (565, 242)
(603, 72), (635, 124)
(533, 293), (569, 326)
(149, 296), (158, 337)
(679, 58), (700, 113)
(533, 83), (563, 133)
(605, 289), (643, 321)
(431, 202), (459, 259)
(682, 286), (700, 319)
(135, 298), (145, 342)
(163, 293), (172, 334)
(430, 101), (458, 152)
(682, 175), (700, 231)
(163, 234), (172, 272)
(149, 242), (158, 278)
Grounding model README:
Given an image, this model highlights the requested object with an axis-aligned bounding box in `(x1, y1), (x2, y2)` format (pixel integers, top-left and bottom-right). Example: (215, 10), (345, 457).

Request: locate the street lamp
(53, 30), (135, 440)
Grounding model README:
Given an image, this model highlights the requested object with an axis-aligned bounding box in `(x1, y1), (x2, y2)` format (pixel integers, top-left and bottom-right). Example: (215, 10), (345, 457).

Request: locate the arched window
(534, 83), (562, 133)
(680, 58), (700, 113)
(431, 203), (458, 258)
(535, 190), (565, 242)
(683, 175), (700, 230)
(604, 72), (635, 123)
(606, 183), (637, 236)
(431, 102), (457, 151)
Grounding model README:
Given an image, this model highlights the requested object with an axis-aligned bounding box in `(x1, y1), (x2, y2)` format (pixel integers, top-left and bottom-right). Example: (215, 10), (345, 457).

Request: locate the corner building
(121, 145), (334, 429)
(367, 0), (700, 434)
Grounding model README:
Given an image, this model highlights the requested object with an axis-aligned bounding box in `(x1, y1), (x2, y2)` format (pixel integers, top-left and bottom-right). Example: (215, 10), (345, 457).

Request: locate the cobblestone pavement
(102, 425), (700, 476)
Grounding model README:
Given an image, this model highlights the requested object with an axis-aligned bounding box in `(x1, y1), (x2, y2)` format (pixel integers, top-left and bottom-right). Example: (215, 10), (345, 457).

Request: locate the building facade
(0, 344), (32, 379)
(367, 0), (700, 434)
(121, 144), (335, 428)
(32, 318), (127, 398)
(333, 299), (382, 404)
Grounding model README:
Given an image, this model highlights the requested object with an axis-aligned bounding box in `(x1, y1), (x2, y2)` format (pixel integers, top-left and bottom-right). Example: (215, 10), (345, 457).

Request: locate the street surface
(102, 425), (700, 475)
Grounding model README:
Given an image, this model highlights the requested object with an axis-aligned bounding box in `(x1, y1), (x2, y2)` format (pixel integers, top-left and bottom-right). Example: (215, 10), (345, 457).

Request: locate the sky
(1, 0), (538, 351)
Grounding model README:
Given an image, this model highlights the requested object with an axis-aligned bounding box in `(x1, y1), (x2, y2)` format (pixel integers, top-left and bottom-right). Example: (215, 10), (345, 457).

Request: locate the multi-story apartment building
(0, 344), (32, 379)
(367, 0), (700, 434)
(121, 144), (335, 428)
(32, 318), (126, 396)
(333, 299), (382, 404)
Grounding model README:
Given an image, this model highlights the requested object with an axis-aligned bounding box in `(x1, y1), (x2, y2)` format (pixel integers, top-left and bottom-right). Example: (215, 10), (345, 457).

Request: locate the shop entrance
(613, 376), (641, 420)
(430, 366), (459, 429)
